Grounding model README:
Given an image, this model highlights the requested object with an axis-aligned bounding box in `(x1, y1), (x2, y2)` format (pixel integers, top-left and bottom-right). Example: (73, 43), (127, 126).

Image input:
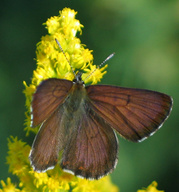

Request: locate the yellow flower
(72, 177), (118, 192)
(0, 178), (21, 192)
(137, 181), (164, 192)
(6, 137), (30, 176)
(45, 16), (60, 35)
(82, 64), (108, 84)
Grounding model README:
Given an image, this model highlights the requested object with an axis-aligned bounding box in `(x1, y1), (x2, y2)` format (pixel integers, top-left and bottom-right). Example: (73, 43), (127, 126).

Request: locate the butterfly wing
(30, 78), (73, 171)
(60, 107), (118, 179)
(31, 78), (73, 127)
(86, 85), (173, 142)
(29, 107), (67, 172)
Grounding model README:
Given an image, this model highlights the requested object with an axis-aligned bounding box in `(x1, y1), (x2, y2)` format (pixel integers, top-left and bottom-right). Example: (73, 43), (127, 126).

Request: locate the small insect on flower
(29, 39), (173, 180)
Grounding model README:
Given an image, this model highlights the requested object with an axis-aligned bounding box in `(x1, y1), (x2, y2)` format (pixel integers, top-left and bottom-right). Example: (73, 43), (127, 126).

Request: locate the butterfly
(29, 40), (173, 180)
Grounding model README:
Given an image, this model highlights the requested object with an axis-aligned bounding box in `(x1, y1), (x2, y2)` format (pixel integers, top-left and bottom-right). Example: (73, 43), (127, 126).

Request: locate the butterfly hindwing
(86, 85), (172, 142)
(29, 107), (68, 172)
(60, 106), (118, 179)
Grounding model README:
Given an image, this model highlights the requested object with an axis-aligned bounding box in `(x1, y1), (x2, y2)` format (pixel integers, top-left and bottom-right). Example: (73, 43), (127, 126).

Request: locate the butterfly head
(73, 72), (84, 86)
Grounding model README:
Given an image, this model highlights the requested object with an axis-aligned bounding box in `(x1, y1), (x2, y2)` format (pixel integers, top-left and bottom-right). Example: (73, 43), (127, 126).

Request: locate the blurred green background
(0, 0), (178, 191)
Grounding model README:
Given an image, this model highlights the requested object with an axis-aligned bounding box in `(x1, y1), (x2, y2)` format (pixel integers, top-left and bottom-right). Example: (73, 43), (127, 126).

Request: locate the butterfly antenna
(55, 38), (76, 77)
(84, 52), (115, 81)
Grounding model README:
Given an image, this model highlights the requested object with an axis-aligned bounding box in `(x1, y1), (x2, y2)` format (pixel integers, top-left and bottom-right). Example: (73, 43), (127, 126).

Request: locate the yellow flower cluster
(0, 178), (20, 192)
(0, 136), (118, 192)
(23, 7), (107, 136)
(0, 8), (117, 192)
(137, 181), (164, 192)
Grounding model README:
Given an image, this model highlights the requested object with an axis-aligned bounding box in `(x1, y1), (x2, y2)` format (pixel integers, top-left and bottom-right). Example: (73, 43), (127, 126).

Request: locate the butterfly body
(29, 73), (172, 179)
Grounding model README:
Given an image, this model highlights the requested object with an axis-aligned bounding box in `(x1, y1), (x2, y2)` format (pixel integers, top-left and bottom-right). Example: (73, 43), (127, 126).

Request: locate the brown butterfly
(29, 40), (173, 180)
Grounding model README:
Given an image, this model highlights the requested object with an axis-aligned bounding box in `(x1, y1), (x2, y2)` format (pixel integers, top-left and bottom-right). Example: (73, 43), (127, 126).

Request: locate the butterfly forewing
(31, 78), (73, 127)
(86, 85), (172, 142)
(60, 104), (118, 179)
